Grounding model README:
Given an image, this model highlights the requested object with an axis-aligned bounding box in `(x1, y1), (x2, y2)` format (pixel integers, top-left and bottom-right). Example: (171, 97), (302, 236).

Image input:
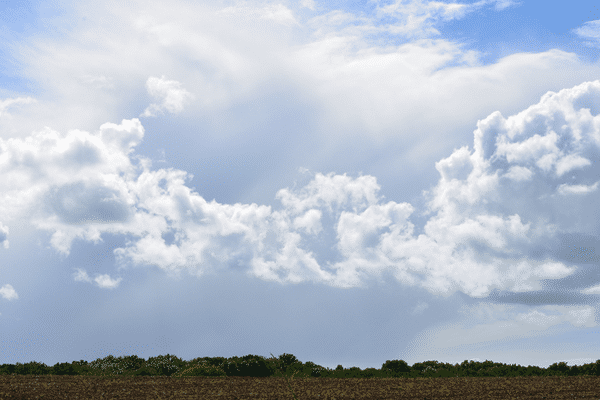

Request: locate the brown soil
(1, 374), (599, 399)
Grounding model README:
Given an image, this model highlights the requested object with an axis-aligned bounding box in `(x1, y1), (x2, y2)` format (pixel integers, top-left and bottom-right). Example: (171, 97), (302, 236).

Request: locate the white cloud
(73, 268), (122, 289)
(275, 173), (383, 215)
(573, 20), (600, 48)
(141, 76), (194, 117)
(375, 0), (473, 24)
(489, 0), (520, 11)
(300, 0), (316, 11)
(367, 0), (514, 39)
(0, 284), (18, 301)
(261, 4), (299, 26)
(219, 2), (300, 26)
(0, 118), (144, 254)
(0, 97), (36, 118)
(293, 209), (323, 234)
(2, 79), (600, 298)
(581, 283), (600, 295)
(1, 1), (600, 302)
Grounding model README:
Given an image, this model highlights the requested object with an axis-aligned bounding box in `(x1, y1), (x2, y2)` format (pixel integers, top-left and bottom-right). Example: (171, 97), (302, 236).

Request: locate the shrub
(132, 366), (159, 377)
(267, 353), (304, 377)
(591, 360), (600, 376)
(301, 361), (328, 378)
(89, 355), (121, 374)
(145, 354), (185, 376)
(548, 361), (569, 376)
(344, 366), (363, 378)
(0, 364), (16, 375)
(173, 362), (227, 378)
(222, 354), (273, 377)
(51, 362), (78, 376)
(14, 361), (50, 376)
(188, 356), (227, 369)
(361, 367), (382, 378)
(117, 355), (146, 373)
(381, 359), (410, 376)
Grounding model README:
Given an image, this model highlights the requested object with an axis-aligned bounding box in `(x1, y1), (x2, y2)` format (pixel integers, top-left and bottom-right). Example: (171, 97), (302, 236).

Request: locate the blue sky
(2, 0), (600, 372)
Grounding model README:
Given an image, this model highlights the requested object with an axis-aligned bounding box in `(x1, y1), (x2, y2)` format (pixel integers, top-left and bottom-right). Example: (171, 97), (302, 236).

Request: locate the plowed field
(1, 374), (599, 399)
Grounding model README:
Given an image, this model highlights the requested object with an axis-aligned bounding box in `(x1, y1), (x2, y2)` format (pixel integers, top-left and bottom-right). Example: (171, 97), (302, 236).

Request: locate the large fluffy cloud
(1, 79), (599, 298)
(0, 118), (144, 254)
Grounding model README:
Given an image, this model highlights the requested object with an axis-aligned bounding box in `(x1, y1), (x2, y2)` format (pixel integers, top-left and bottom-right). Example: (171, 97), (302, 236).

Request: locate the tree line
(2, 353), (600, 378)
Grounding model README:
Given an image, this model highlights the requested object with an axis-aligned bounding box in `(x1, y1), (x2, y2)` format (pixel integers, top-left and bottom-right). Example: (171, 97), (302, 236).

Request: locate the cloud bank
(1, 79), (600, 300)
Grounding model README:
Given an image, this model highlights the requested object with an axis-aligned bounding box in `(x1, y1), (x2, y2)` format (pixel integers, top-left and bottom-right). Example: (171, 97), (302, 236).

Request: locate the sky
(2, 0), (600, 372)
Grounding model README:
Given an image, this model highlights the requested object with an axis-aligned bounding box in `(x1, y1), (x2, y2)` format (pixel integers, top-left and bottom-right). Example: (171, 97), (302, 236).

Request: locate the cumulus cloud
(0, 284), (18, 301)
(2, 76), (600, 298)
(140, 76), (194, 117)
(117, 79), (600, 297)
(0, 118), (144, 254)
(73, 268), (122, 289)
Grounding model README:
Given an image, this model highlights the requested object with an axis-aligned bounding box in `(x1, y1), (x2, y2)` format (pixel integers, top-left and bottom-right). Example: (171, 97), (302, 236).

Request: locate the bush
(132, 366), (159, 377)
(590, 360), (600, 376)
(145, 354), (185, 376)
(344, 366), (363, 378)
(381, 359), (410, 376)
(222, 354), (273, 377)
(301, 361), (328, 378)
(14, 361), (50, 376)
(189, 356), (227, 369)
(277, 354), (302, 374)
(548, 361), (569, 376)
(51, 362), (78, 376)
(0, 364), (16, 375)
(436, 369), (455, 378)
(173, 362), (227, 378)
(361, 367), (383, 378)
(267, 353), (304, 377)
(88, 355), (121, 374)
(117, 355), (146, 373)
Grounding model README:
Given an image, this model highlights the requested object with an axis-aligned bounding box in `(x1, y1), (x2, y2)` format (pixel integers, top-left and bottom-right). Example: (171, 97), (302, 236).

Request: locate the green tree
(145, 354), (185, 376)
(548, 361), (570, 376)
(381, 359), (410, 376)
(14, 361), (49, 376)
(51, 362), (78, 375)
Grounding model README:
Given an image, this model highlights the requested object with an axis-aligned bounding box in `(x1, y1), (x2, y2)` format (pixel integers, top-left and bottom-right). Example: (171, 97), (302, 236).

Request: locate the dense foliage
(2, 354), (600, 379)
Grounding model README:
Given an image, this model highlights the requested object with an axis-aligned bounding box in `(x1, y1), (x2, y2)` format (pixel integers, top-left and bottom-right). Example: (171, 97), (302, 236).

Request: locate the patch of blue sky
(0, 0), (67, 95)
(312, 1), (600, 67)
(436, 0), (600, 66)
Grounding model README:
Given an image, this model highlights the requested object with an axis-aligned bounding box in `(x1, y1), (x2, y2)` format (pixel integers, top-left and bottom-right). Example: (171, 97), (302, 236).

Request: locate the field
(1, 374), (599, 399)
